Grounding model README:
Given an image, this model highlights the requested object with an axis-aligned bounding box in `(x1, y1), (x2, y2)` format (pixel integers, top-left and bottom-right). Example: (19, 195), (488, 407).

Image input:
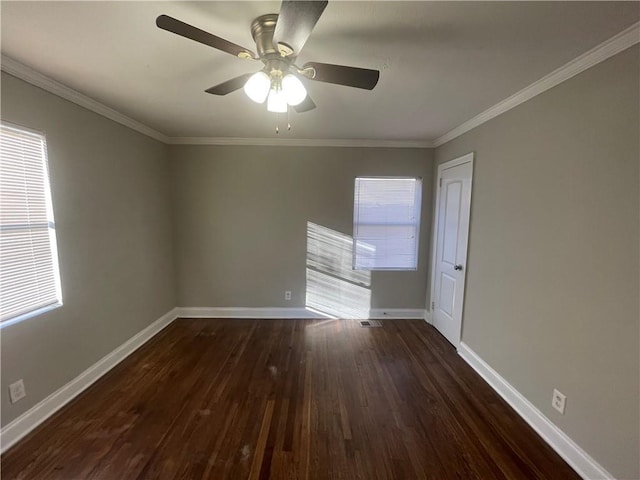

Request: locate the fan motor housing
(251, 14), (280, 59)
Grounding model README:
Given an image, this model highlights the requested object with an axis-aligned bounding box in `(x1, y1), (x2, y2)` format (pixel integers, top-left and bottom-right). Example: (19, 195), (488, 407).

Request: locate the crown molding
(433, 21), (640, 147)
(1, 55), (170, 143)
(3, 21), (638, 150)
(0, 55), (431, 149)
(167, 136), (434, 148)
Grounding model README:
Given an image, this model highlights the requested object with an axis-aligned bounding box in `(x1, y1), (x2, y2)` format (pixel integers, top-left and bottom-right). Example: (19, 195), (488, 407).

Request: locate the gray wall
(170, 145), (433, 310)
(434, 45), (639, 479)
(0, 73), (176, 426)
(1, 43), (636, 479)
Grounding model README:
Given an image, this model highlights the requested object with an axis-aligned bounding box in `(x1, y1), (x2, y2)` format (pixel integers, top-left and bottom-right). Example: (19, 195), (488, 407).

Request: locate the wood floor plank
(1, 319), (581, 479)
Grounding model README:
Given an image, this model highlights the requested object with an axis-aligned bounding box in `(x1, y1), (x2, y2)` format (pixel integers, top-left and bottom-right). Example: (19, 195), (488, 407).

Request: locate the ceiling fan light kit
(267, 86), (288, 113)
(157, 0), (380, 122)
(245, 68), (308, 111)
(243, 71), (270, 103)
(281, 74), (307, 106)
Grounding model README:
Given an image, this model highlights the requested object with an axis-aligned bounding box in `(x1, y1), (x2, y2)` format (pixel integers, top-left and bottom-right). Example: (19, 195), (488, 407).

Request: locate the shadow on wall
(305, 222), (371, 319)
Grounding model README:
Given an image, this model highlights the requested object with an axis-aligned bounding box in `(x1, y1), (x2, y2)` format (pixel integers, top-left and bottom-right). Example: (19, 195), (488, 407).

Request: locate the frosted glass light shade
(282, 74), (307, 106)
(267, 88), (287, 113)
(244, 72), (270, 103)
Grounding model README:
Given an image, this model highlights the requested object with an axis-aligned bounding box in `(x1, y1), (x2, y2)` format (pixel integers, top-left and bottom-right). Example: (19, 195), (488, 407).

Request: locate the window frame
(0, 121), (63, 328)
(352, 176), (423, 272)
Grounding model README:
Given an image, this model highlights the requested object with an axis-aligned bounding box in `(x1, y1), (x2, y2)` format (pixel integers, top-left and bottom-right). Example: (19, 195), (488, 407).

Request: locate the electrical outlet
(552, 388), (566, 414)
(284, 291), (292, 301)
(9, 379), (26, 404)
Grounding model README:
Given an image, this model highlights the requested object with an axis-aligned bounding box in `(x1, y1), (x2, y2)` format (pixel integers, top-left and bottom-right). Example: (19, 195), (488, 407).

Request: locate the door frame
(428, 152), (474, 347)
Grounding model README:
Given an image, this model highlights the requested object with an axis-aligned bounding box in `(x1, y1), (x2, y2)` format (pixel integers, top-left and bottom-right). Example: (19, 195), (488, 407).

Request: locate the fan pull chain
(274, 110), (291, 134)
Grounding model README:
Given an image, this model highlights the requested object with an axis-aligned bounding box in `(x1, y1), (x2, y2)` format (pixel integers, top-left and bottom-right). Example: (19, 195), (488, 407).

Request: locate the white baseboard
(176, 307), (319, 319)
(370, 308), (426, 319)
(457, 342), (614, 480)
(0, 308), (179, 454)
(175, 306), (426, 320)
(1, 309), (609, 479)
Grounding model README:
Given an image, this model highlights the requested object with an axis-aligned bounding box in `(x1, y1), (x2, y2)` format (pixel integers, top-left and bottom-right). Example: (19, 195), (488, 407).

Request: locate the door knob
(454, 264), (463, 271)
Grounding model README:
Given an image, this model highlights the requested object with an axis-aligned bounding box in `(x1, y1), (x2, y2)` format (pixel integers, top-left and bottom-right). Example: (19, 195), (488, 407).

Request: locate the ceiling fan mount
(156, 1), (380, 114)
(251, 14), (281, 59)
(249, 15), (318, 85)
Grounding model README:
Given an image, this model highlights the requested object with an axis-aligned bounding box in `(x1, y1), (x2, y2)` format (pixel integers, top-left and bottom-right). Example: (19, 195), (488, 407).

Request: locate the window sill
(1, 302), (63, 329)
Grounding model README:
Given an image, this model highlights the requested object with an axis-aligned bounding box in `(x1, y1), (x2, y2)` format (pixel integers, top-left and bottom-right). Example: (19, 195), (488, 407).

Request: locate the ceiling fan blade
(273, 1), (328, 56)
(294, 95), (316, 113)
(156, 15), (257, 60)
(303, 62), (380, 90)
(205, 74), (253, 95)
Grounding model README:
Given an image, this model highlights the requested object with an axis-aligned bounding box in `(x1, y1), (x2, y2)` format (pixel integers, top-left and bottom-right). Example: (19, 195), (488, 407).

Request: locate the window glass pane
(353, 177), (422, 271)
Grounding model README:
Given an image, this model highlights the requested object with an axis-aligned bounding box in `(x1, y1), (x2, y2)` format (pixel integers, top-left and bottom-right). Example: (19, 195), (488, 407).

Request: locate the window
(353, 177), (422, 270)
(0, 123), (62, 327)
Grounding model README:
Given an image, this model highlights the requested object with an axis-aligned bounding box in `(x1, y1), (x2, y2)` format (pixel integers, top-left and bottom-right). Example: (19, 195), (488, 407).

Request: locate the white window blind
(353, 177), (422, 270)
(0, 123), (62, 326)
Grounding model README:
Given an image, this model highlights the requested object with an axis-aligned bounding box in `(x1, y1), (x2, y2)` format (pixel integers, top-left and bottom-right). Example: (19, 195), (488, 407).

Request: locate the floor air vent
(359, 320), (382, 328)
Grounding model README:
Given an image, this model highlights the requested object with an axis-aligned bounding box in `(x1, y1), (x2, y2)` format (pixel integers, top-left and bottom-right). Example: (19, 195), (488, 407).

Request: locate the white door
(431, 154), (473, 347)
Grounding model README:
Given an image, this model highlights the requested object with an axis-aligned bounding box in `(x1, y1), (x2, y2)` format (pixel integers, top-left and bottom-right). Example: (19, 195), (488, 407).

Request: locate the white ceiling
(1, 2), (638, 142)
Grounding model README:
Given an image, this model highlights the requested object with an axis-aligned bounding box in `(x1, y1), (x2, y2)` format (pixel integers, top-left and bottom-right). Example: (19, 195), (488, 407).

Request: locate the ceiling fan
(156, 1), (380, 114)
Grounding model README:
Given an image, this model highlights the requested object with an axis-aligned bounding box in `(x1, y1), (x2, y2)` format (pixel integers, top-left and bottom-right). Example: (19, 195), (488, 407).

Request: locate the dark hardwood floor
(1, 319), (580, 479)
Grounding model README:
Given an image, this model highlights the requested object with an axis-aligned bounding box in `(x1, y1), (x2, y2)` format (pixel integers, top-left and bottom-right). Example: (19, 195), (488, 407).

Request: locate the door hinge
(431, 301), (435, 310)
(439, 178), (442, 187)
